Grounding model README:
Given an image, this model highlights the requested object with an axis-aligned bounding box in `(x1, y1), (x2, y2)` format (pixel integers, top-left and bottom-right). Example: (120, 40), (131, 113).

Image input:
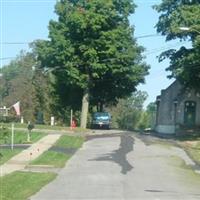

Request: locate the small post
(29, 152), (32, 162)
(27, 121), (34, 143)
(11, 123), (14, 150)
(27, 130), (30, 143)
(51, 116), (55, 126)
(70, 109), (73, 130)
(21, 116), (24, 124)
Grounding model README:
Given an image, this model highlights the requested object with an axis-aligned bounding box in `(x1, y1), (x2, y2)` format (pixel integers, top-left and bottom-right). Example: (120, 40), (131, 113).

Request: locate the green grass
(184, 141), (200, 165)
(0, 171), (56, 200)
(31, 135), (84, 167)
(31, 151), (71, 167)
(0, 131), (46, 165)
(0, 149), (21, 165)
(168, 155), (200, 186)
(175, 131), (200, 141)
(0, 122), (89, 132)
(0, 131), (45, 145)
(54, 135), (84, 148)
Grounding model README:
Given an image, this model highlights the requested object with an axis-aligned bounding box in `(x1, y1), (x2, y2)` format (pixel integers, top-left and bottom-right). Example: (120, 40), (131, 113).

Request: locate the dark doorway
(184, 101), (196, 127)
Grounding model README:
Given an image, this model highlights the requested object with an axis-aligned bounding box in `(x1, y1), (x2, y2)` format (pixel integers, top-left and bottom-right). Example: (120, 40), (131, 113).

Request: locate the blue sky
(0, 0), (188, 107)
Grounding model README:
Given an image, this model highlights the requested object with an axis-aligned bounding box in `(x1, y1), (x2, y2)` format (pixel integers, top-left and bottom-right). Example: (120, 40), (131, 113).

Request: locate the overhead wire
(0, 42), (29, 44)
(0, 41), (191, 60)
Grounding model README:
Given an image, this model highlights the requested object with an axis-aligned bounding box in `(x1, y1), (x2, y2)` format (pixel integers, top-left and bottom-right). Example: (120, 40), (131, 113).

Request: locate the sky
(0, 0), (188, 107)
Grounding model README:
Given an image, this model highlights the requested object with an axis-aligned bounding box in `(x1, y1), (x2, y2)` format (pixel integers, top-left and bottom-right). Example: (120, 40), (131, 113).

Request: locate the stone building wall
(155, 81), (200, 134)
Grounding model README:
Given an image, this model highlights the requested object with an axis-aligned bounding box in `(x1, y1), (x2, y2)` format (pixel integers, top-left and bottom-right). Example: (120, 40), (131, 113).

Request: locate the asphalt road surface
(31, 131), (200, 200)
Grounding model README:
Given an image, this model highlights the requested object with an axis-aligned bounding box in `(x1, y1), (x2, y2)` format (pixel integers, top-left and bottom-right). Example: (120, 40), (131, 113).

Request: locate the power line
(0, 42), (29, 45)
(0, 39), (190, 61)
(136, 34), (162, 39)
(143, 41), (189, 56)
(0, 34), (162, 46)
(2, 0), (160, 3)
(1, 0), (56, 3)
(0, 57), (16, 60)
(0, 42), (189, 61)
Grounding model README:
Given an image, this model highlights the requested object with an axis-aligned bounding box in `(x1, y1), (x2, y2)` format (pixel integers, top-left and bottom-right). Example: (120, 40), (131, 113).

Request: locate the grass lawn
(0, 131), (46, 165)
(185, 141), (200, 165)
(168, 155), (200, 187)
(0, 131), (46, 145)
(0, 122), (89, 132)
(31, 151), (71, 167)
(0, 149), (21, 165)
(54, 135), (84, 148)
(0, 171), (56, 200)
(31, 135), (84, 167)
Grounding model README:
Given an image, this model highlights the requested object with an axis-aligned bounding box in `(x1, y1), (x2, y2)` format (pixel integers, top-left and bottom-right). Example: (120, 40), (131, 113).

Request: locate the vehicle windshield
(93, 112), (110, 119)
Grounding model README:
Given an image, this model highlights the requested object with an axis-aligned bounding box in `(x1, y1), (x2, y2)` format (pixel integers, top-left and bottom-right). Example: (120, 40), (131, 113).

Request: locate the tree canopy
(154, 0), (200, 90)
(34, 0), (149, 127)
(107, 91), (148, 130)
(0, 51), (51, 123)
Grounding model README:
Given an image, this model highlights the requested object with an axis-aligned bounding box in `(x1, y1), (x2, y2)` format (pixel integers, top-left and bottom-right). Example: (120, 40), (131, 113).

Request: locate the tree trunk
(100, 101), (104, 112)
(80, 88), (89, 129)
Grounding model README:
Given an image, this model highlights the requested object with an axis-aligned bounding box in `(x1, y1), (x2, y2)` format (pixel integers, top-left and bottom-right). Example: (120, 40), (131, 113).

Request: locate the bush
(0, 116), (19, 123)
(0, 125), (9, 143)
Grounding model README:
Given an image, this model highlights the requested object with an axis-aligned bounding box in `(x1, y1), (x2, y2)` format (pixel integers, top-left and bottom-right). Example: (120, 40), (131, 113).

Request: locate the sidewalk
(0, 133), (62, 177)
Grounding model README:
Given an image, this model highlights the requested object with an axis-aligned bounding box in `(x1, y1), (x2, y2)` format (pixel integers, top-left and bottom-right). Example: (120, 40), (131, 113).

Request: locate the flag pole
(11, 123), (14, 150)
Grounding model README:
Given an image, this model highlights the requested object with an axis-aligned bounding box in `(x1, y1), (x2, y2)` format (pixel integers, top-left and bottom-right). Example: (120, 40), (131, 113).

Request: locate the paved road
(31, 132), (200, 200)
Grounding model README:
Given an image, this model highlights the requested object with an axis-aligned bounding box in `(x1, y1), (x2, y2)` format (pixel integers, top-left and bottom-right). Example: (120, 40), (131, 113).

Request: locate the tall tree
(35, 0), (148, 128)
(107, 91), (147, 130)
(0, 51), (52, 123)
(154, 0), (200, 90)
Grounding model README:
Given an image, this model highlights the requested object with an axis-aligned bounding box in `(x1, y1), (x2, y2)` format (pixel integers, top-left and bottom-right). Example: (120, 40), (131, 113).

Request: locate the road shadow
(89, 135), (134, 175)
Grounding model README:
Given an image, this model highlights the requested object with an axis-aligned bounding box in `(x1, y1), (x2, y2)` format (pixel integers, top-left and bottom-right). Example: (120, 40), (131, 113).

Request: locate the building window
(184, 101), (196, 127)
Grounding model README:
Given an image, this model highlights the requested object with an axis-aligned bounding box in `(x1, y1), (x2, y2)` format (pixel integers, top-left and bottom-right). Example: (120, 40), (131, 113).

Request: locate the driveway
(31, 132), (200, 200)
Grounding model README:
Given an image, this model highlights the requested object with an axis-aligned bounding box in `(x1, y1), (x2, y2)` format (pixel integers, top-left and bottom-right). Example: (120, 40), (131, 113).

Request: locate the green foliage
(34, 0), (148, 112)
(154, 0), (200, 90)
(0, 125), (9, 143)
(138, 112), (150, 130)
(0, 51), (54, 123)
(137, 102), (157, 130)
(0, 52), (35, 117)
(146, 102), (156, 113)
(0, 116), (19, 123)
(108, 91), (147, 130)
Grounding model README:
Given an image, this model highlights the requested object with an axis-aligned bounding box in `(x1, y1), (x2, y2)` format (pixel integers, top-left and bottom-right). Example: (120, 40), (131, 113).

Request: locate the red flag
(12, 101), (20, 116)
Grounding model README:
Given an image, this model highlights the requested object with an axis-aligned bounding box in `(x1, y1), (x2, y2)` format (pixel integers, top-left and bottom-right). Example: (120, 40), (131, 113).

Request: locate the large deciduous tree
(35, 0), (148, 128)
(0, 52), (51, 123)
(154, 0), (200, 89)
